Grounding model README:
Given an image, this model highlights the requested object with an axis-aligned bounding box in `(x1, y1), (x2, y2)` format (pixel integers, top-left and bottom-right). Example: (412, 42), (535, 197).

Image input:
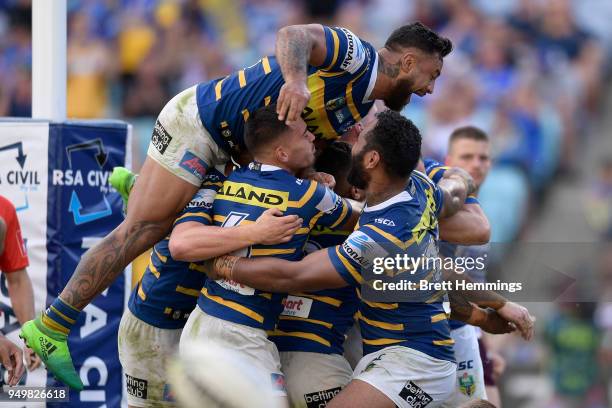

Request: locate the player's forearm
(276, 25), (324, 82)
(443, 269), (507, 310)
(216, 256), (300, 293)
(5, 270), (35, 324)
(439, 204), (490, 244)
(438, 168), (475, 219)
(169, 225), (258, 262)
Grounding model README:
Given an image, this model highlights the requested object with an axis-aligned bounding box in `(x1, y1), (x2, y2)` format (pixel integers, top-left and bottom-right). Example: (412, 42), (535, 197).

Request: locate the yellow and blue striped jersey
(196, 26), (378, 157)
(270, 225), (359, 355)
(197, 162), (352, 331)
(128, 169), (225, 329)
(327, 171), (455, 362)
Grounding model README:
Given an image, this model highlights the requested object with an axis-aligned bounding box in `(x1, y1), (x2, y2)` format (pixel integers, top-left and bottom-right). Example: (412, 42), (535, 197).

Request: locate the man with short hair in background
(0, 195), (41, 372)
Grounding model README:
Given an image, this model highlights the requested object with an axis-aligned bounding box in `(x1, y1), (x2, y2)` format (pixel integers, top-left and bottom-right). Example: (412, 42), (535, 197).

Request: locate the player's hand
(309, 172), (336, 189)
(477, 308), (517, 335)
(0, 337), (24, 386)
(254, 208), (303, 245)
(497, 301), (535, 341)
(277, 80), (310, 124)
(24, 346), (41, 371)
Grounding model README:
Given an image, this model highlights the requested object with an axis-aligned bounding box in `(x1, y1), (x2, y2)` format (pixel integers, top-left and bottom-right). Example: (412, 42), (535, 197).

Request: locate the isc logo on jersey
(218, 181), (289, 210)
(339, 28), (366, 74)
(374, 218), (395, 226)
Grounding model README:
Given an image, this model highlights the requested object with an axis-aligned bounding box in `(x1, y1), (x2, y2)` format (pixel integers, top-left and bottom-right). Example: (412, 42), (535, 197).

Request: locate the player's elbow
(472, 218), (491, 244)
(168, 237), (191, 261)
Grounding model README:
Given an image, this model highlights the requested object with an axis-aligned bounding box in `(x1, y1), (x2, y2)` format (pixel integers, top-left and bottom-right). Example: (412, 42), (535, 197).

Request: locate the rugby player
(109, 165), (301, 407)
(203, 111), (530, 407)
(426, 127), (504, 407)
(176, 105), (359, 405)
(273, 141), (362, 407)
(21, 22), (453, 389)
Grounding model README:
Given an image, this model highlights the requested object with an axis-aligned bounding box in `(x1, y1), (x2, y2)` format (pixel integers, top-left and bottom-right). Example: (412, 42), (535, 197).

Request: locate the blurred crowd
(1, 0), (612, 406)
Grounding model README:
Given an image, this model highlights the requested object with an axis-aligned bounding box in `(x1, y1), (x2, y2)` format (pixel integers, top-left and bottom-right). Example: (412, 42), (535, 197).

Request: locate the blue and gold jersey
(425, 158), (489, 330)
(328, 171), (455, 362)
(196, 26), (378, 156)
(197, 162), (352, 331)
(129, 169), (226, 329)
(270, 225), (359, 355)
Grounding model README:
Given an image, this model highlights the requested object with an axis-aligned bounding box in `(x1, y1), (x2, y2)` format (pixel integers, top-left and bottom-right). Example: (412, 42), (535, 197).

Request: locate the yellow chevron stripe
(174, 211), (212, 224)
(356, 288), (398, 309)
(269, 329), (331, 347)
(264, 95), (271, 106)
(137, 283), (146, 301)
(262, 57), (271, 74)
(329, 200), (349, 229)
(175, 285), (200, 297)
(279, 315), (333, 329)
(363, 224), (407, 250)
(215, 77), (226, 101)
(294, 292), (342, 307)
(362, 337), (404, 346)
(431, 313), (448, 323)
(164, 307), (172, 314)
(324, 30), (340, 71)
(189, 263), (208, 273)
(201, 287), (264, 323)
(357, 311), (404, 331)
(242, 109), (249, 122)
(238, 70), (246, 87)
(288, 181), (318, 208)
(154, 248), (167, 263)
(433, 339), (455, 346)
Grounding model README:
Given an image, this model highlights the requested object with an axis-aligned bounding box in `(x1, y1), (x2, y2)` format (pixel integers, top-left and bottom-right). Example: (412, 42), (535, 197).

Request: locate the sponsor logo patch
(339, 28), (366, 73)
(216, 279), (255, 296)
(126, 374), (148, 399)
(218, 181), (289, 210)
(281, 296), (313, 318)
(399, 381), (432, 407)
(179, 151), (208, 181)
(151, 120), (172, 154)
(304, 387), (342, 408)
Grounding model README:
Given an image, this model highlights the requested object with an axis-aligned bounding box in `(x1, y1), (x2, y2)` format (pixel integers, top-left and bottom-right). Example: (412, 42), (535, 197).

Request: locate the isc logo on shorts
(281, 296), (313, 318)
(399, 381), (433, 407)
(304, 387), (342, 408)
(126, 374), (148, 400)
(151, 120), (172, 155)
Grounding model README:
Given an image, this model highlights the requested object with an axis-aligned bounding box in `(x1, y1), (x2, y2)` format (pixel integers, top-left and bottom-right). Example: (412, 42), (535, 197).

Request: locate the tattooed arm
(275, 24), (326, 123)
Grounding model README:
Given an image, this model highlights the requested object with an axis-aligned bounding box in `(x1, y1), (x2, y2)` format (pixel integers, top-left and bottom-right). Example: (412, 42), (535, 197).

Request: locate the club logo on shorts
(151, 120), (172, 155)
(126, 374), (148, 399)
(180, 151), (209, 181)
(271, 373), (286, 392)
(399, 381), (433, 407)
(458, 372), (476, 396)
(304, 387), (342, 408)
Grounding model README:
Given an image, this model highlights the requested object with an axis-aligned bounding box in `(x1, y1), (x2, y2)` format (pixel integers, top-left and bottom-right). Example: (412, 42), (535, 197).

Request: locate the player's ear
(275, 146), (289, 164)
(365, 150), (380, 169)
(350, 186), (365, 201)
(401, 50), (417, 74)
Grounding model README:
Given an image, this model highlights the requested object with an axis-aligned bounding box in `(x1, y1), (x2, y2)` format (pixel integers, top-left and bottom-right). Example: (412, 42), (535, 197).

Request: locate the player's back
(198, 162), (351, 331)
(129, 169), (225, 329)
(196, 26), (377, 157)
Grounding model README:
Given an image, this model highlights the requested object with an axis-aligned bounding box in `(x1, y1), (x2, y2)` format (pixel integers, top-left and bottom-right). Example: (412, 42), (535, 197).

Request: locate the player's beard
(383, 77), (415, 111)
(347, 151), (370, 190)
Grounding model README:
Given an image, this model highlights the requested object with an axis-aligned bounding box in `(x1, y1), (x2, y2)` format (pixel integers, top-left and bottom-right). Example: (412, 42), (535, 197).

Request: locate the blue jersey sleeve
(320, 26), (371, 74)
(311, 183), (352, 229)
(173, 173), (224, 227)
(424, 158), (450, 184)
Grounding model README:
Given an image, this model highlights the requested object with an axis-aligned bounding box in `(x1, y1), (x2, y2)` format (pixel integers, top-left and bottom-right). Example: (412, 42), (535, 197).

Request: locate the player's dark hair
(315, 141), (352, 180)
(364, 110), (421, 179)
(385, 22), (453, 58)
(244, 104), (288, 155)
(449, 126), (489, 146)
